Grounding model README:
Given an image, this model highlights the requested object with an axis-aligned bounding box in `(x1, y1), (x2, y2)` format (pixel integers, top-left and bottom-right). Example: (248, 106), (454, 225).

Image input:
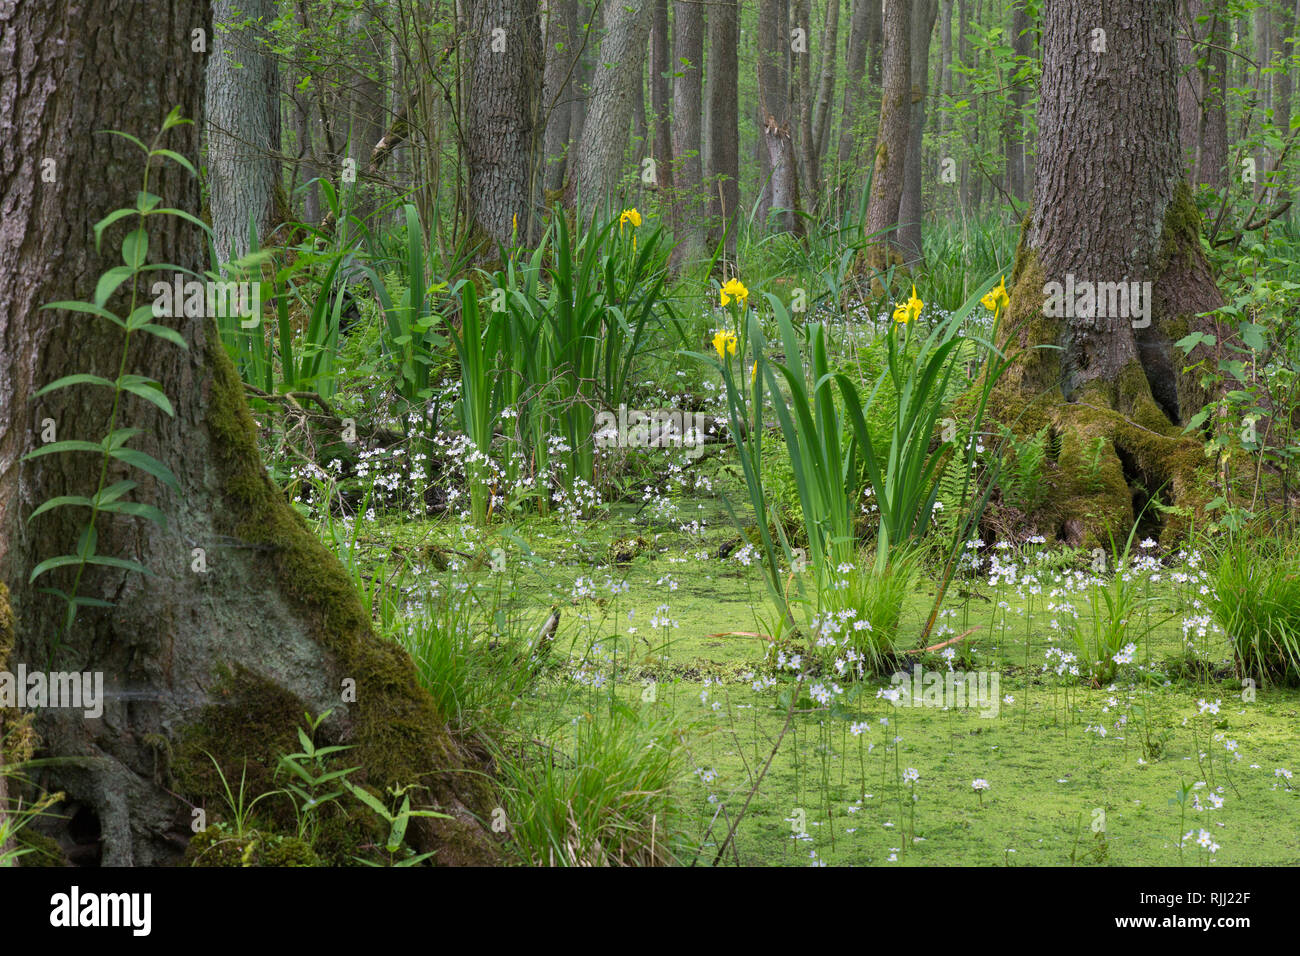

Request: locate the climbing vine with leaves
(25, 107), (204, 658)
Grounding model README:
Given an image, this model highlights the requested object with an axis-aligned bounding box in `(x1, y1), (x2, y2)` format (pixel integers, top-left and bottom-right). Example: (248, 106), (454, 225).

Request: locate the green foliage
(26, 108), (194, 657)
(1000, 424), (1051, 513)
(275, 710), (360, 844)
(397, 582), (546, 736)
(1064, 529), (1169, 686)
(1204, 535), (1300, 685)
(455, 206), (671, 521)
(1177, 261), (1300, 529)
(496, 702), (685, 866)
(360, 203), (451, 409)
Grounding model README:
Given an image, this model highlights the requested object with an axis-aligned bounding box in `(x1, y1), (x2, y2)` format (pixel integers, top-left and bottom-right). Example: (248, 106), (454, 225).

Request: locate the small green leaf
(96, 480), (138, 505)
(109, 447), (180, 495)
(40, 300), (125, 326)
(93, 209), (137, 250)
(29, 553), (152, 584)
(94, 266), (137, 307)
(34, 373), (116, 398)
(28, 496), (96, 521)
(135, 323), (188, 349)
(22, 440), (108, 461)
(150, 148), (197, 177)
(122, 228), (148, 268)
(97, 499), (167, 527)
(117, 374), (175, 416)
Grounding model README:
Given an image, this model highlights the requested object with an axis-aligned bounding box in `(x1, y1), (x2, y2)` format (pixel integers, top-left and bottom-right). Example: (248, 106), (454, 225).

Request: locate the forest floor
(344, 481), (1300, 867)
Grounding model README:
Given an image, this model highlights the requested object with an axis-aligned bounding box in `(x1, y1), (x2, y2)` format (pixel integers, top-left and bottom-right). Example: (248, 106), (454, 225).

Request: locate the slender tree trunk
(958, 0), (972, 212)
(1005, 0), (1032, 205)
(1003, 0), (1224, 547)
(672, 0), (705, 267)
(566, 0), (653, 210)
(758, 0), (803, 233)
(835, 0), (872, 204)
(793, 0), (816, 211)
(1269, 0), (1293, 208)
(939, 0), (954, 214)
(1178, 0), (1229, 190)
(706, 0), (741, 259)
(542, 0), (579, 194)
(207, 0), (282, 262)
(0, 0), (497, 866)
(568, 2), (594, 147)
(811, 0), (841, 178)
(898, 0), (938, 264)
(865, 0), (912, 265)
(650, 0), (676, 222)
(466, 0), (542, 251)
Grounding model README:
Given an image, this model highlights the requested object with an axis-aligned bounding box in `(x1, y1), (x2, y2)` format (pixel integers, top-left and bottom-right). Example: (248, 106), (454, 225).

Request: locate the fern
(24, 107), (201, 658)
(1081, 434), (1108, 493)
(1000, 424), (1050, 513)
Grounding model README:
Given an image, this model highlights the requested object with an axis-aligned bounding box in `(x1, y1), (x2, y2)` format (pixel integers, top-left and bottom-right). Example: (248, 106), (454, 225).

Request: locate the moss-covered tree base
(987, 194), (1221, 549)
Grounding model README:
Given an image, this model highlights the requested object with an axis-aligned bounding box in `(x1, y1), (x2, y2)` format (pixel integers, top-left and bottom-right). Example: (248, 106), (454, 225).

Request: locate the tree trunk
(1269, 0), (1294, 209)
(810, 0), (841, 179)
(758, 0), (801, 232)
(566, 0), (653, 211)
(1004, 0), (1032, 205)
(865, 0), (911, 266)
(542, 0), (579, 195)
(1001, 0), (1224, 548)
(835, 0), (872, 205)
(466, 0), (542, 252)
(207, 0), (282, 263)
(672, 0), (705, 267)
(705, 0), (741, 260)
(938, 0), (954, 215)
(1177, 0), (1229, 191)
(0, 0), (497, 866)
(898, 0), (938, 265)
(650, 0), (675, 225)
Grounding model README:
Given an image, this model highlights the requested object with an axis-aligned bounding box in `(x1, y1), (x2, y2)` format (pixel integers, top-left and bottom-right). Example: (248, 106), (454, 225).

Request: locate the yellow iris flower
(719, 277), (749, 308)
(619, 208), (642, 231)
(893, 284), (924, 324)
(712, 329), (738, 360)
(981, 275), (1010, 315)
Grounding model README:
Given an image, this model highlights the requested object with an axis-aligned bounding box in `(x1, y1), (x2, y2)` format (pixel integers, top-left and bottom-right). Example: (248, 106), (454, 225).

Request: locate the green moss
(172, 665), (303, 815)
(184, 827), (320, 867)
(188, 331), (498, 863)
(15, 829), (66, 867)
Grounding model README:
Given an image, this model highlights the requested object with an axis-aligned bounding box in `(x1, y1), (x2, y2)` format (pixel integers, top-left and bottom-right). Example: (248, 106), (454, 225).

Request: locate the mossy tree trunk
(999, 0), (1225, 548)
(0, 0), (497, 866)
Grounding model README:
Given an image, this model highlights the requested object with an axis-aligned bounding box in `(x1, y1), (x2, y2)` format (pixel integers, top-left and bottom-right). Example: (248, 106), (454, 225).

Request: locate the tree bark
(1002, 0), (1224, 547)
(810, 0), (841, 177)
(565, 0), (653, 211)
(865, 0), (911, 265)
(672, 0), (705, 267)
(835, 0), (873, 202)
(758, 0), (801, 231)
(650, 0), (675, 222)
(1177, 0), (1229, 190)
(705, 0), (741, 259)
(0, 0), (497, 866)
(541, 0), (579, 194)
(898, 0), (938, 265)
(207, 0), (282, 263)
(466, 0), (542, 252)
